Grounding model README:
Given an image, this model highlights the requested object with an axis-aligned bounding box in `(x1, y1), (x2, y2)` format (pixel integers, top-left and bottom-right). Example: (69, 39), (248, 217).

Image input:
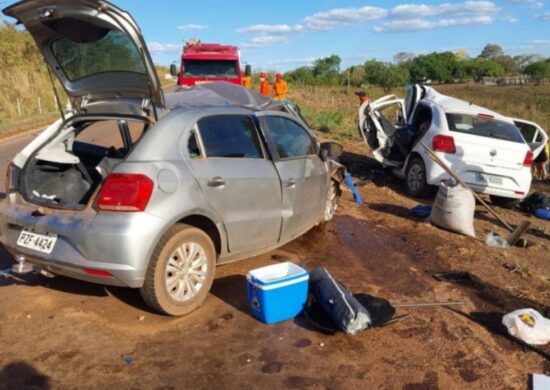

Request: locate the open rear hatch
(3, 0), (164, 116)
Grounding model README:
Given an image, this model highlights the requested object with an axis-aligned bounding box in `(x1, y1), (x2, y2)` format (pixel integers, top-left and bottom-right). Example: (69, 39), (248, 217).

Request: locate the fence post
(16, 98), (21, 116)
(38, 97), (43, 114)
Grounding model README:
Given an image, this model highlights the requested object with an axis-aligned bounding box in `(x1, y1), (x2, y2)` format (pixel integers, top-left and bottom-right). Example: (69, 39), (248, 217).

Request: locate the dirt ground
(0, 137), (549, 389)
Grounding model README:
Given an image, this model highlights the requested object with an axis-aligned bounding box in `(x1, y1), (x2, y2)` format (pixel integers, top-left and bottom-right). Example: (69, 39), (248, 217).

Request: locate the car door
(187, 114), (282, 253)
(405, 84), (426, 121)
(363, 96), (407, 167)
(258, 113), (327, 242)
(513, 118), (549, 157)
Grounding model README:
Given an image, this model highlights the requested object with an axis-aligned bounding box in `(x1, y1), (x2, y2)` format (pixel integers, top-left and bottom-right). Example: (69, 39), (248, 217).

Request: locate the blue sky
(2, 0), (550, 70)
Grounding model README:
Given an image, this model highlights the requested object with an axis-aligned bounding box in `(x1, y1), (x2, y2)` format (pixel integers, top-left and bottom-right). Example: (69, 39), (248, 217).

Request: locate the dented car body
(361, 84), (548, 206)
(0, 0), (344, 315)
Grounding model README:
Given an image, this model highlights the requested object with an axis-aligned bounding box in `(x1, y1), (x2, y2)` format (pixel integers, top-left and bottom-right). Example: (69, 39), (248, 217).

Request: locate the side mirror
(245, 64), (252, 77)
(319, 142), (344, 159)
(170, 64), (178, 77)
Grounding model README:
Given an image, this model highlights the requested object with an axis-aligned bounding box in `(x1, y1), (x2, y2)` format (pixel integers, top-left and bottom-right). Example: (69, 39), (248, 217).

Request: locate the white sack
(430, 180), (476, 237)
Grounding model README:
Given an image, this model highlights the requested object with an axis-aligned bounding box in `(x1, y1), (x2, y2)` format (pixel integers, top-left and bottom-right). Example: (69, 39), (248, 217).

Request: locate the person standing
(533, 140), (550, 180)
(273, 73), (288, 100)
(259, 73), (270, 97)
(355, 90), (370, 136)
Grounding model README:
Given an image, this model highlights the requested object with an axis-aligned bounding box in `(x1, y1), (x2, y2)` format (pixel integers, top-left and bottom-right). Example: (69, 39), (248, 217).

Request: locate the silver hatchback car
(0, 0), (344, 315)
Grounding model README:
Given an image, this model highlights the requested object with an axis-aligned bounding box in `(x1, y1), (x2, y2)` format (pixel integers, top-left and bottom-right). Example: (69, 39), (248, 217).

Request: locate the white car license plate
(17, 229), (58, 254)
(476, 172), (503, 186)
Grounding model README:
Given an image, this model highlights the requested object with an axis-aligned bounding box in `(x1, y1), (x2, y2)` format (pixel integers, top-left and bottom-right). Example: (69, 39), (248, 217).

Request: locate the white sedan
(360, 84), (548, 208)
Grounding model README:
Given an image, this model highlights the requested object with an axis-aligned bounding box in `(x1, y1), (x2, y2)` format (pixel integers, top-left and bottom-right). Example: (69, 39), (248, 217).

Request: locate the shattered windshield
(446, 113), (524, 143)
(183, 60), (239, 77)
(51, 30), (146, 81)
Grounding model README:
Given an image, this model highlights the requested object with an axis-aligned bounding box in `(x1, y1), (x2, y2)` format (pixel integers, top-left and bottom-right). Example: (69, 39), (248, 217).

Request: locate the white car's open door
(362, 95), (408, 167)
(513, 119), (548, 157)
(405, 84), (426, 121)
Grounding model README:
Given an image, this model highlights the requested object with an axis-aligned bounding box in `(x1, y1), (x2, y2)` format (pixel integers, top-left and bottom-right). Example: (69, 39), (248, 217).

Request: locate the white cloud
(177, 24), (209, 31)
(390, 1), (500, 19)
(147, 42), (181, 53)
(506, 0), (544, 8)
(237, 24), (304, 34)
(536, 11), (550, 19)
(374, 15), (493, 32)
(531, 39), (550, 45)
(303, 6), (388, 30)
(241, 35), (287, 48)
(265, 57), (317, 66)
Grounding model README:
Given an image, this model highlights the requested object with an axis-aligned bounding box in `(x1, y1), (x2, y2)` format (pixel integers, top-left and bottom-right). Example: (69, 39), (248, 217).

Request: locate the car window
(188, 132), (202, 158)
(265, 116), (316, 159)
(198, 115), (263, 158)
(446, 114), (524, 143)
(514, 121), (539, 143)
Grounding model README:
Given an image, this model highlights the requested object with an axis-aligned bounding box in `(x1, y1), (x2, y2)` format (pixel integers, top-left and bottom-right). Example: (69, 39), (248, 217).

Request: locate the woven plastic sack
(430, 180), (476, 237)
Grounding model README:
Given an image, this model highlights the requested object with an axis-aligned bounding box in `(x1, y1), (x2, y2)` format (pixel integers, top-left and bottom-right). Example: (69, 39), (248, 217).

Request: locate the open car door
(362, 95), (409, 167)
(3, 0), (164, 117)
(513, 119), (549, 158)
(405, 84), (426, 121)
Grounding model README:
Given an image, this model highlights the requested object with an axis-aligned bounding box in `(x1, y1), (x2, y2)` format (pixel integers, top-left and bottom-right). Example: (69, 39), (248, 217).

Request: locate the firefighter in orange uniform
(273, 73), (288, 100)
(242, 65), (252, 88)
(259, 73), (270, 97)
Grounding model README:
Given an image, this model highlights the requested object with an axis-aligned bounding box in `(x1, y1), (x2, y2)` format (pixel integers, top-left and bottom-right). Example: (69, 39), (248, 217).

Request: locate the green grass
(289, 83), (550, 140)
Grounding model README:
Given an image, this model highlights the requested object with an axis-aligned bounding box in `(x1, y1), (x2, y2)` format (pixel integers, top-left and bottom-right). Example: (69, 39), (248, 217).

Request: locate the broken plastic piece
(485, 232), (510, 249)
(345, 172), (363, 206)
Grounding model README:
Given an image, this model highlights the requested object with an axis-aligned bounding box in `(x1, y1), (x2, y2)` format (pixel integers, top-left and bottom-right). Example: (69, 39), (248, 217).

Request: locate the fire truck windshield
(183, 60), (239, 77)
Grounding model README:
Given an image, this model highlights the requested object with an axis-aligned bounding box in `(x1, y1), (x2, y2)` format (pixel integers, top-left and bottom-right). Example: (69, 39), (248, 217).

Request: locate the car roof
(166, 82), (284, 113)
(423, 86), (510, 121)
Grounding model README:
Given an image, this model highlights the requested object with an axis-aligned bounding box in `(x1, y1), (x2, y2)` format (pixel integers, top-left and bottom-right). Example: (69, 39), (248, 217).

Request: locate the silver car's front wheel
(141, 225), (216, 316)
(322, 180), (340, 222)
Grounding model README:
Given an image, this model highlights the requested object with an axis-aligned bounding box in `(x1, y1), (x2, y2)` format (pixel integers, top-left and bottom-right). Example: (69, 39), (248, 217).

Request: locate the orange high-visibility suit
(259, 73), (270, 96)
(273, 73), (288, 100)
(242, 75), (252, 89)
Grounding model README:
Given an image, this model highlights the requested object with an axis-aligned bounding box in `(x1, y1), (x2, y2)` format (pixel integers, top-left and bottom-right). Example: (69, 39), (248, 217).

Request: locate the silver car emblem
(490, 149), (497, 157)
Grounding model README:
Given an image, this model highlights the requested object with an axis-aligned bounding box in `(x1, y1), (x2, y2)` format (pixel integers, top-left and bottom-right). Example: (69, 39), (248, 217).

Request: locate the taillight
(432, 135), (456, 154)
(97, 173), (154, 212)
(523, 151), (534, 167)
(83, 268), (113, 278)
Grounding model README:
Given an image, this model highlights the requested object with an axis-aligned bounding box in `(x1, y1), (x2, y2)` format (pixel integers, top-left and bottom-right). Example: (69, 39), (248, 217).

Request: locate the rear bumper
(0, 199), (168, 288)
(423, 153), (531, 200)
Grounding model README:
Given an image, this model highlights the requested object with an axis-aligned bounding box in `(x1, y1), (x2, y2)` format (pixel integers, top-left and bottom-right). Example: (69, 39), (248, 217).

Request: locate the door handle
(284, 178), (297, 188)
(208, 177), (226, 188)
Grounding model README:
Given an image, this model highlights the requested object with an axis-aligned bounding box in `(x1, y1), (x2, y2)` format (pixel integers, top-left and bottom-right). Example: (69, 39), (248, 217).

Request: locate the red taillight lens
(523, 151), (534, 167)
(97, 173), (154, 212)
(432, 135), (456, 154)
(83, 268), (113, 278)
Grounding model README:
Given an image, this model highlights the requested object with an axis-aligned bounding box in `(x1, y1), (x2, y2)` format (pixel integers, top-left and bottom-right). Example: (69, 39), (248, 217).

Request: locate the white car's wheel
(140, 224), (216, 316)
(405, 157), (435, 198)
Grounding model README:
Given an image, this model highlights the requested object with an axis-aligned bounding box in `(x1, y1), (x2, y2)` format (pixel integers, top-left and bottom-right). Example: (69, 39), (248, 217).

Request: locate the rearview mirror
(170, 64), (178, 77)
(320, 142), (344, 159)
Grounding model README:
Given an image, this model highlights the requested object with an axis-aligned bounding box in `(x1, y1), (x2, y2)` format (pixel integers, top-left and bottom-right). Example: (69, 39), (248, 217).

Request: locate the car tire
(405, 156), (435, 198)
(140, 224), (216, 316)
(490, 195), (520, 209)
(322, 180), (341, 223)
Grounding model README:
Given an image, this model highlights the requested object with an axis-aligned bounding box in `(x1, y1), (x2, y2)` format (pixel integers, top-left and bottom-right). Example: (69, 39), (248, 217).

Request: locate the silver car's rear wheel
(322, 180), (340, 222)
(141, 224), (216, 316)
(165, 242), (208, 303)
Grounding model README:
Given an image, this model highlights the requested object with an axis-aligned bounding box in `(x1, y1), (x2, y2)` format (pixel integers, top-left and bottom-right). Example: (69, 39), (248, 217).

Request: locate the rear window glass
(198, 115), (263, 158)
(51, 30), (146, 81)
(183, 60), (238, 77)
(446, 114), (524, 143)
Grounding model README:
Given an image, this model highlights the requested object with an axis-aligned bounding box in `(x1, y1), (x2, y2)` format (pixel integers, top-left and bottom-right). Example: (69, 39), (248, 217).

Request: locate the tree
(494, 55), (520, 75)
(363, 60), (410, 91)
(524, 60), (550, 84)
(480, 44), (504, 60)
(464, 57), (504, 81)
(393, 52), (415, 65)
(343, 66), (366, 87)
(312, 55), (341, 85)
(285, 66), (315, 85)
(514, 54), (545, 72)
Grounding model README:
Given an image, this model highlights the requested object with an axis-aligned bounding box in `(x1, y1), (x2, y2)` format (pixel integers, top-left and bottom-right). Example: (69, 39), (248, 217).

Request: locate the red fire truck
(171, 40), (247, 87)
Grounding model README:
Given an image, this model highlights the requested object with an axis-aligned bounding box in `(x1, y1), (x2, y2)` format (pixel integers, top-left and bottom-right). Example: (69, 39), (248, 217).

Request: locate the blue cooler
(247, 262), (309, 324)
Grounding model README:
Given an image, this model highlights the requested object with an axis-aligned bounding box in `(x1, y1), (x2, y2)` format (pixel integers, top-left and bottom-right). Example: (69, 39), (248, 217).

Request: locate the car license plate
(17, 229), (57, 254)
(476, 173), (503, 186)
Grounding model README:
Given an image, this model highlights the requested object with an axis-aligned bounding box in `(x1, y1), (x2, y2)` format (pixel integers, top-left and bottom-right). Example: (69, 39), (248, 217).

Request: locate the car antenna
(46, 65), (65, 122)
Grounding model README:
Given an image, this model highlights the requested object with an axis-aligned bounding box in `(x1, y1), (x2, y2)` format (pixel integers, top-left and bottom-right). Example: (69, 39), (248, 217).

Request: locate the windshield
(51, 30), (146, 81)
(446, 113), (524, 143)
(183, 60), (239, 78)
